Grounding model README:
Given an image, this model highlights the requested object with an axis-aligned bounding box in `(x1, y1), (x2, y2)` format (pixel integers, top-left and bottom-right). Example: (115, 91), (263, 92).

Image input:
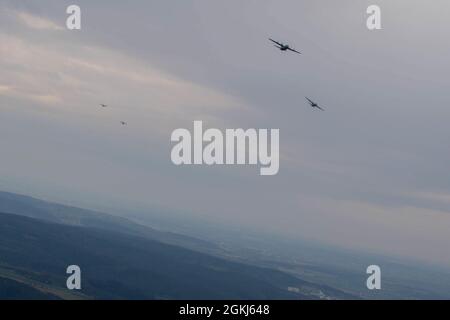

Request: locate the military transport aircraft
(305, 97), (324, 111)
(269, 38), (301, 55)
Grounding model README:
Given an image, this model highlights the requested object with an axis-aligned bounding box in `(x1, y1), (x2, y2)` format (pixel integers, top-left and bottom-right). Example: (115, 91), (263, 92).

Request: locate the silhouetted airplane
(269, 38), (301, 55)
(305, 97), (324, 111)
(120, 121), (127, 126)
(100, 104), (108, 108)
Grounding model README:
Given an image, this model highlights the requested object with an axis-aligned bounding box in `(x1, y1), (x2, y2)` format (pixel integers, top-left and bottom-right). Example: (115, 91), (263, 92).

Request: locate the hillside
(0, 191), (217, 254)
(0, 212), (312, 299)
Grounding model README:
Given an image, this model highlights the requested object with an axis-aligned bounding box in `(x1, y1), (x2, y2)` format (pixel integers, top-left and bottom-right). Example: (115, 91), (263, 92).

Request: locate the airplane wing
(269, 38), (283, 47)
(305, 97), (314, 105)
(316, 106), (325, 111)
(288, 47), (301, 54)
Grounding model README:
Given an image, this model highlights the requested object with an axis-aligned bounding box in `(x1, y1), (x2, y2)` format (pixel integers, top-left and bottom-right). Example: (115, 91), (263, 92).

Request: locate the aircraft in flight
(100, 104), (108, 108)
(305, 97), (324, 111)
(269, 38), (301, 55)
(120, 121), (127, 126)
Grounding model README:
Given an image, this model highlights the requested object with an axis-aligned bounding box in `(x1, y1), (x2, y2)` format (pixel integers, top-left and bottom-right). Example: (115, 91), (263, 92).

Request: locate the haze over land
(1, 0), (450, 269)
(1, 191), (449, 299)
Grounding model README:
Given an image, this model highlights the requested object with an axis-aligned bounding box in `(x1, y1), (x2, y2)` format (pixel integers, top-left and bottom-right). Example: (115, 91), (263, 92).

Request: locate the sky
(1, 0), (450, 267)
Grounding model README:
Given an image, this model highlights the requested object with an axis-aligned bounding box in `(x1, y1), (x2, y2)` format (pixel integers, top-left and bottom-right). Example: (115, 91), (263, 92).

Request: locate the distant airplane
(100, 104), (108, 108)
(120, 121), (127, 126)
(269, 38), (301, 55)
(305, 97), (324, 111)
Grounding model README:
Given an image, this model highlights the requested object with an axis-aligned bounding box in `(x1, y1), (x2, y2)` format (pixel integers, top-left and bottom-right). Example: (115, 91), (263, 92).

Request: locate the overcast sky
(1, 0), (450, 267)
